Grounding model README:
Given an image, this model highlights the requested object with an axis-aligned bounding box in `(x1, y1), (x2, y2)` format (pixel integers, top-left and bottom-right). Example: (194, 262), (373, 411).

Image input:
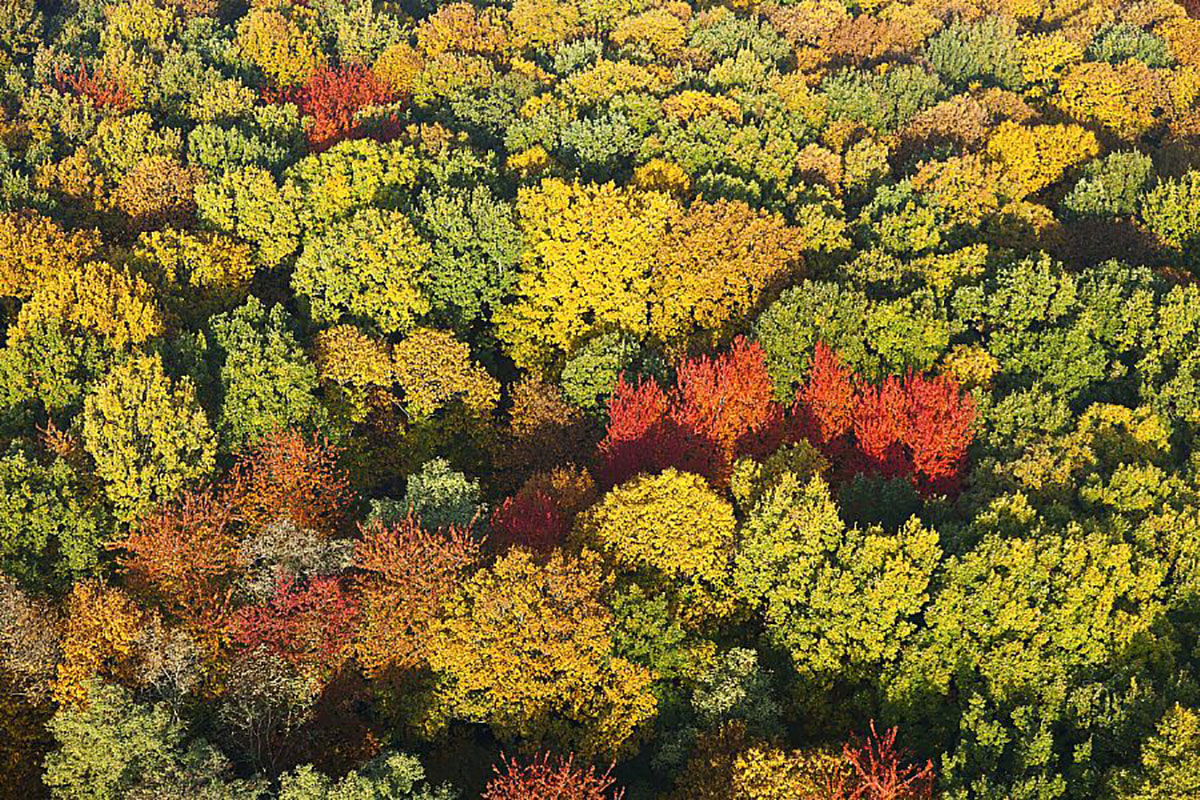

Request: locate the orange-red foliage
(116, 488), (241, 637)
(598, 337), (782, 486)
(483, 753), (624, 800)
(793, 344), (977, 494)
(837, 722), (935, 800)
(289, 64), (397, 151)
(352, 516), (480, 676)
(228, 430), (354, 537)
(54, 65), (134, 112)
(234, 576), (359, 677)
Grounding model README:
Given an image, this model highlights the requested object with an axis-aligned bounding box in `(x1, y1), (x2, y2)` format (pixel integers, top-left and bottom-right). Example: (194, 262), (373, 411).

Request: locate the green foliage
(207, 296), (325, 453)
(754, 279), (952, 399)
(279, 752), (456, 800)
(194, 167), (300, 268)
(1141, 171), (1200, 270)
(44, 681), (256, 800)
(735, 474), (941, 682)
(369, 458), (484, 531)
(292, 207), (432, 334)
(0, 448), (108, 589)
(822, 66), (946, 134)
(926, 17), (1025, 91)
(1062, 150), (1155, 218)
(1088, 23), (1174, 68)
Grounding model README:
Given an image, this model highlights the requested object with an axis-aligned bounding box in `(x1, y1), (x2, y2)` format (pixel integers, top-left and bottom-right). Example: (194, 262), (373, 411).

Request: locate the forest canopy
(2, 0), (1200, 796)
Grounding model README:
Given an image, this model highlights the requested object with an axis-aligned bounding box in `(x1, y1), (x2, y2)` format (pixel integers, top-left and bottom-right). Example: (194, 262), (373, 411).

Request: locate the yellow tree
(497, 179), (681, 372)
(984, 121), (1099, 199)
(427, 548), (656, 757)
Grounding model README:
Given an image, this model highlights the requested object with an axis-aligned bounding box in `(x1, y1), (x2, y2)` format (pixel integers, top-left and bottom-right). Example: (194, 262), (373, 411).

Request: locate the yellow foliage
(942, 343), (1000, 389)
(985, 121), (1099, 198)
(729, 441), (829, 513)
(373, 42), (425, 97)
(136, 229), (255, 299)
(612, 8), (688, 56)
(913, 154), (1003, 225)
(53, 582), (154, 706)
(518, 464), (598, 516)
(498, 179), (681, 371)
(564, 60), (671, 106)
(392, 328), (500, 419)
(428, 548), (657, 757)
(508, 0), (582, 49)
(507, 145), (554, 177)
(1158, 18), (1200, 68)
(16, 260), (163, 348)
(314, 325), (394, 387)
(0, 211), (100, 299)
(1019, 33), (1084, 94)
(1055, 60), (1167, 139)
(661, 90), (742, 122)
(650, 199), (805, 346)
(236, 0), (324, 87)
(417, 2), (511, 58)
(633, 158), (692, 195)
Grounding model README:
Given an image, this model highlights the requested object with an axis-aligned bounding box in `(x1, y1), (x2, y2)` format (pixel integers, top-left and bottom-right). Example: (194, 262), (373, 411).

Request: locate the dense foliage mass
(1, 0), (1200, 796)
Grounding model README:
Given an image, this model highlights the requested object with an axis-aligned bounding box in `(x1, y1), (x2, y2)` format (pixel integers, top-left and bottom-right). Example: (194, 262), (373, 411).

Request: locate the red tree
(489, 490), (568, 553)
(483, 753), (624, 800)
(853, 376), (911, 479)
(289, 64), (396, 151)
(672, 337), (783, 479)
(116, 488), (241, 639)
(228, 430), (354, 538)
(597, 337), (782, 487)
(54, 65), (134, 112)
(234, 576), (359, 677)
(839, 722), (934, 800)
(597, 374), (681, 487)
(903, 371), (977, 491)
(792, 346), (976, 494)
(794, 341), (855, 446)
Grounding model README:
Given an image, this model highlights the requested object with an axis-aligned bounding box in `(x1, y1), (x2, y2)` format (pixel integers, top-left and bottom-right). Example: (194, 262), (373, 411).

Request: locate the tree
(489, 490), (567, 553)
(1141, 170), (1200, 270)
(194, 167), (300, 268)
(236, 0), (325, 87)
(734, 474), (940, 683)
(208, 297), (325, 453)
(44, 680), (255, 800)
(427, 549), (657, 757)
(984, 121), (1099, 199)
(117, 488), (241, 641)
(16, 260), (164, 349)
(82, 354), (216, 523)
(352, 516), (480, 677)
(391, 328), (500, 420)
(234, 576), (359, 681)
(1106, 705), (1200, 800)
(0, 447), (108, 589)
(292, 207), (432, 334)
(227, 430), (353, 538)
(289, 63), (396, 151)
(483, 753), (624, 800)
(496, 179), (681, 372)
(580, 469), (736, 624)
(280, 751), (456, 800)
(53, 582), (155, 705)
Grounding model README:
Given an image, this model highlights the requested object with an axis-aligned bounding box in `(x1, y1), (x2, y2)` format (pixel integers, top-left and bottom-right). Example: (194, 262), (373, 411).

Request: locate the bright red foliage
(54, 65), (135, 112)
(839, 722), (935, 800)
(288, 64), (396, 151)
(490, 490), (568, 553)
(597, 336), (782, 487)
(483, 753), (624, 800)
(234, 576), (359, 676)
(228, 430), (354, 537)
(795, 341), (856, 446)
(793, 344), (976, 493)
(116, 488), (241, 637)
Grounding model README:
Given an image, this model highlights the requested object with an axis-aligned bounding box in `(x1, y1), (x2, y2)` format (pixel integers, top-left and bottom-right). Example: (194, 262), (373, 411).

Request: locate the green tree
(208, 297), (324, 453)
(0, 448), (108, 589)
(292, 208), (433, 334)
(279, 752), (456, 800)
(44, 681), (257, 800)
